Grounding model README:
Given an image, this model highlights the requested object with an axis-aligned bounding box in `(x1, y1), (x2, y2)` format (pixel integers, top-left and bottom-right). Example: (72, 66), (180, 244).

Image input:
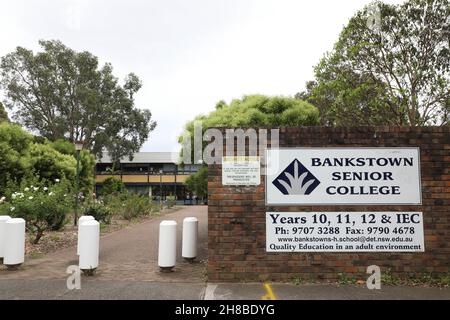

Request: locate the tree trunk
(33, 230), (44, 244)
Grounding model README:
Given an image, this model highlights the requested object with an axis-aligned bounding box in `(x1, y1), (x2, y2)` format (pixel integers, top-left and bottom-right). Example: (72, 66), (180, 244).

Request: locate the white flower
(10, 207), (15, 212)
(24, 187), (30, 192)
(0, 196), (5, 203)
(55, 179), (60, 183)
(48, 192), (54, 196)
(28, 196), (33, 200)
(33, 187), (39, 191)
(12, 193), (17, 199)
(63, 194), (67, 197)
(43, 187), (48, 191)
(19, 193), (24, 198)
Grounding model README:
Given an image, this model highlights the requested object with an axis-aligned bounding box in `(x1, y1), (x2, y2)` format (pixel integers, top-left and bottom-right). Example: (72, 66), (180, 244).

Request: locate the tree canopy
(0, 40), (156, 162)
(179, 95), (319, 187)
(299, 0), (449, 126)
(0, 122), (94, 194)
(183, 94), (319, 132)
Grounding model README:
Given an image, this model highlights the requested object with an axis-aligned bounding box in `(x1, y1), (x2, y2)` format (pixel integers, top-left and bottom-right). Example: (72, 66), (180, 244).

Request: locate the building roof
(96, 152), (180, 164)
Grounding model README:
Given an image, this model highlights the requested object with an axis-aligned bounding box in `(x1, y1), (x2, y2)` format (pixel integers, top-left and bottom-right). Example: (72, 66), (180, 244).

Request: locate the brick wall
(207, 126), (450, 282)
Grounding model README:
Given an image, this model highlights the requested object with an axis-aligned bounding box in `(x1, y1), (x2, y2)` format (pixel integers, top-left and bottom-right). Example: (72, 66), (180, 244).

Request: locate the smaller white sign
(266, 212), (424, 252)
(222, 156), (260, 186)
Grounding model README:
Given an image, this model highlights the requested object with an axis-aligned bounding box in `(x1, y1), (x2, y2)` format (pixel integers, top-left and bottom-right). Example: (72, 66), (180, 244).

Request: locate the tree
(185, 166), (208, 199)
(0, 122), (94, 194)
(181, 94), (318, 158)
(49, 138), (76, 155)
(0, 102), (9, 123)
(180, 95), (319, 190)
(49, 139), (95, 195)
(300, 0), (449, 126)
(0, 40), (156, 162)
(298, 70), (398, 126)
(183, 94), (318, 131)
(0, 122), (32, 189)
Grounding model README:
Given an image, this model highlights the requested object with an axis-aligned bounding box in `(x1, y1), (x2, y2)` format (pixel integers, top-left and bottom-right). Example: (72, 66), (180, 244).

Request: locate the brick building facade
(207, 126), (449, 282)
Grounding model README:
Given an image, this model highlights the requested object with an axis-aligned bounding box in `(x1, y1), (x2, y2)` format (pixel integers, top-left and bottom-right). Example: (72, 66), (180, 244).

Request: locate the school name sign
(266, 148), (421, 205)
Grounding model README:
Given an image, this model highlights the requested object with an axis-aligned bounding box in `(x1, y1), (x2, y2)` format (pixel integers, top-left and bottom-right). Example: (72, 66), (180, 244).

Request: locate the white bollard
(182, 217), (198, 261)
(0, 215), (11, 261)
(79, 220), (100, 275)
(3, 218), (25, 268)
(77, 215), (95, 255)
(158, 220), (177, 271)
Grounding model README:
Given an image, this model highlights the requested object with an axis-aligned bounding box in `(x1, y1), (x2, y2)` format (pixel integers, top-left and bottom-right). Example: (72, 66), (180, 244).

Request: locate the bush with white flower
(0, 177), (73, 244)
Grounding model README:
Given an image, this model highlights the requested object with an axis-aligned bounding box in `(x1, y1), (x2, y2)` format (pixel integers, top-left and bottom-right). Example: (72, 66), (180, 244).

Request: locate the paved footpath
(0, 205), (208, 282)
(1, 205), (449, 300)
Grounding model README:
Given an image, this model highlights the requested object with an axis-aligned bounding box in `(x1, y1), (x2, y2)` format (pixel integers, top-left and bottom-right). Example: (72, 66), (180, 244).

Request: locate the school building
(95, 152), (202, 202)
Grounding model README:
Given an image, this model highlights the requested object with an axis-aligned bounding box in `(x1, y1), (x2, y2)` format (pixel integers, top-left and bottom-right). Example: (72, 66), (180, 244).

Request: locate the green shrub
(166, 195), (176, 208)
(82, 201), (112, 224)
(101, 177), (125, 196)
(104, 193), (155, 220)
(0, 177), (73, 244)
(47, 210), (69, 231)
(49, 139), (75, 155)
(49, 139), (95, 196)
(185, 166), (207, 199)
(121, 194), (150, 220)
(28, 143), (76, 182)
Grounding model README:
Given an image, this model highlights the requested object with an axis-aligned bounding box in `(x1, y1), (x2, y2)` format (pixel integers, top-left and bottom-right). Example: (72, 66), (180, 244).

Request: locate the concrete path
(0, 205), (208, 282)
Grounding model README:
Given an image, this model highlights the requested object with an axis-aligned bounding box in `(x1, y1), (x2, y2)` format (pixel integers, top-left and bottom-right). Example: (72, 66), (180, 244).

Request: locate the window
(121, 163), (148, 174)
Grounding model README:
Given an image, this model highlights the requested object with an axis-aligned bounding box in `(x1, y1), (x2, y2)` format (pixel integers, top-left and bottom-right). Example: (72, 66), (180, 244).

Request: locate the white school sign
(266, 212), (425, 252)
(265, 148), (421, 205)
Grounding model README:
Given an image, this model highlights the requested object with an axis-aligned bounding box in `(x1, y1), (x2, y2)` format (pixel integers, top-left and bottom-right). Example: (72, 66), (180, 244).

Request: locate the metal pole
(174, 169), (177, 204)
(75, 149), (80, 226)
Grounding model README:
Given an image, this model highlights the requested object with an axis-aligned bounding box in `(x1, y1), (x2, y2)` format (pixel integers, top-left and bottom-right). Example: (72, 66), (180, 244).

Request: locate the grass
(291, 276), (305, 286)
(49, 234), (61, 241)
(28, 252), (44, 259)
(336, 269), (450, 287)
(381, 269), (450, 287)
(337, 273), (358, 285)
(264, 270), (450, 288)
(99, 223), (109, 234)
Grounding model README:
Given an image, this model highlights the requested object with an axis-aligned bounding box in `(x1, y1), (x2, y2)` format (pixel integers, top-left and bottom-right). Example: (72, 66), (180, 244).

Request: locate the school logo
(272, 159), (320, 195)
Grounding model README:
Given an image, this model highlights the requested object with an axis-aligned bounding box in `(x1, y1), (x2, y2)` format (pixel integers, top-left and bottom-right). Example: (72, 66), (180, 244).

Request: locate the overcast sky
(0, 0), (404, 152)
